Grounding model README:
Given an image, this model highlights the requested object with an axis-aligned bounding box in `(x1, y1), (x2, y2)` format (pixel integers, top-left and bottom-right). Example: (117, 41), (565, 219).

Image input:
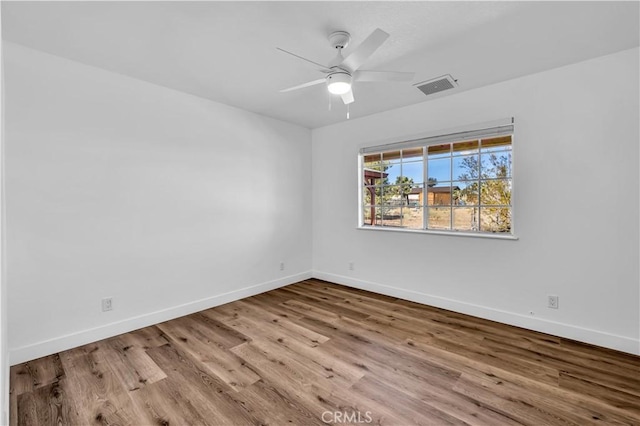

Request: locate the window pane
(385, 163), (401, 183)
(427, 185), (453, 206)
(371, 206), (383, 226)
(407, 184), (423, 207)
(366, 186), (383, 204)
(427, 207), (451, 230)
(381, 185), (400, 206)
(480, 151), (512, 178)
(363, 163), (387, 185)
(363, 153), (381, 165)
(362, 185), (374, 205)
(402, 147), (423, 161)
(363, 205), (373, 225)
(427, 157), (450, 183)
(365, 206), (389, 226)
(452, 140), (479, 156)
(481, 136), (512, 152)
(381, 206), (402, 227)
(480, 179), (511, 206)
(428, 143), (450, 158)
(453, 207), (479, 231)
(401, 161), (423, 184)
(480, 207), (511, 233)
(453, 154), (479, 181)
(452, 181), (479, 206)
(398, 184), (415, 206)
(382, 150), (402, 165)
(403, 206), (424, 230)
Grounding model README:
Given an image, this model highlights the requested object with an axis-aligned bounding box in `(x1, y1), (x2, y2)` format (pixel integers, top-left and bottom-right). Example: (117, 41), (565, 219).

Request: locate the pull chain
(347, 103), (350, 119)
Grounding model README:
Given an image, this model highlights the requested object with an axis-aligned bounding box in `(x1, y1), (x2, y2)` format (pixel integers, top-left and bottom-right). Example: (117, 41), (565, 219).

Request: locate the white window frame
(357, 118), (518, 240)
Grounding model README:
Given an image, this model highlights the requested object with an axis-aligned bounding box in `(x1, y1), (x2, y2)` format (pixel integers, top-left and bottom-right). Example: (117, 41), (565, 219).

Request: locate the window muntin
(360, 135), (513, 235)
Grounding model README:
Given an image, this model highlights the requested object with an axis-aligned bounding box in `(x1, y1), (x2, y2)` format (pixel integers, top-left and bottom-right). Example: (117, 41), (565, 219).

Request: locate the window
(359, 121), (514, 236)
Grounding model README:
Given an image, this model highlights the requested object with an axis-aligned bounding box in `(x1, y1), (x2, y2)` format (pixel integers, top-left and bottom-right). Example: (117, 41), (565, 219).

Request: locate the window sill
(357, 225), (519, 240)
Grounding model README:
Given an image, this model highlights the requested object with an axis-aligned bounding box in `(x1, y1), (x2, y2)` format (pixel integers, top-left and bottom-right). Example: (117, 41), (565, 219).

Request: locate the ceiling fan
(277, 28), (415, 108)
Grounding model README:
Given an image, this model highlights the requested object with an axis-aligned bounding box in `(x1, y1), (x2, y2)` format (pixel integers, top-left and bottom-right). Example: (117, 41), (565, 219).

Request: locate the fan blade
(354, 70), (415, 82)
(276, 48), (332, 73)
(341, 28), (389, 72)
(280, 78), (326, 93)
(341, 89), (355, 105)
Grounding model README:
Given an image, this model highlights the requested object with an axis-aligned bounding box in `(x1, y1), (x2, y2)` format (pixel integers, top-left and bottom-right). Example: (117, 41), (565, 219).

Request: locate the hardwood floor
(9, 279), (640, 425)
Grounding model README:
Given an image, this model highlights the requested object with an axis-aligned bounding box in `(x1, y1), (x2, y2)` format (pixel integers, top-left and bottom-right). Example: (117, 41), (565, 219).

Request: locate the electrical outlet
(548, 295), (559, 309)
(102, 297), (113, 312)
(348, 261), (354, 271)
(280, 262), (285, 271)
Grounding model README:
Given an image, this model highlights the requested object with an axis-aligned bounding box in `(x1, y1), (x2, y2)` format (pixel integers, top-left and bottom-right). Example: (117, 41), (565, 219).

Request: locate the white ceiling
(2, 1), (639, 129)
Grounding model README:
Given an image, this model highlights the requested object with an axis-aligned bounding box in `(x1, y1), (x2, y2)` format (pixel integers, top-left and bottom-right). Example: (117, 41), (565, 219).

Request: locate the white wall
(4, 42), (312, 364)
(0, 12), (8, 425)
(312, 47), (640, 354)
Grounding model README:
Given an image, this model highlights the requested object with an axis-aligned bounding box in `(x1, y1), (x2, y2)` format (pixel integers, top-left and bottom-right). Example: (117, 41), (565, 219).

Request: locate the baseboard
(9, 271), (312, 365)
(312, 270), (640, 356)
(10, 269), (638, 364)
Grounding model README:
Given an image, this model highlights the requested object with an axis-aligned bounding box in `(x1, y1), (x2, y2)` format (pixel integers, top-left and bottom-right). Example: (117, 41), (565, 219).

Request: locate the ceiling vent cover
(414, 74), (458, 96)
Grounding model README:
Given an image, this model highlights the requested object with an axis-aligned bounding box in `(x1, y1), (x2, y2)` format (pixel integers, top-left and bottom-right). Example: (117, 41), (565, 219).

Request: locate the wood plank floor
(10, 279), (640, 425)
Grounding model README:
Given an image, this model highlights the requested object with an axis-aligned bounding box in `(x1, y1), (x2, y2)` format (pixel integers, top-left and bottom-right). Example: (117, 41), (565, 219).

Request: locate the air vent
(414, 74), (458, 96)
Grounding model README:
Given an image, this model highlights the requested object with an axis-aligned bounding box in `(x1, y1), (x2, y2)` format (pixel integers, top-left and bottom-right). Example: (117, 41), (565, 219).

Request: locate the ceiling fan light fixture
(277, 28), (411, 109)
(326, 71), (352, 95)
